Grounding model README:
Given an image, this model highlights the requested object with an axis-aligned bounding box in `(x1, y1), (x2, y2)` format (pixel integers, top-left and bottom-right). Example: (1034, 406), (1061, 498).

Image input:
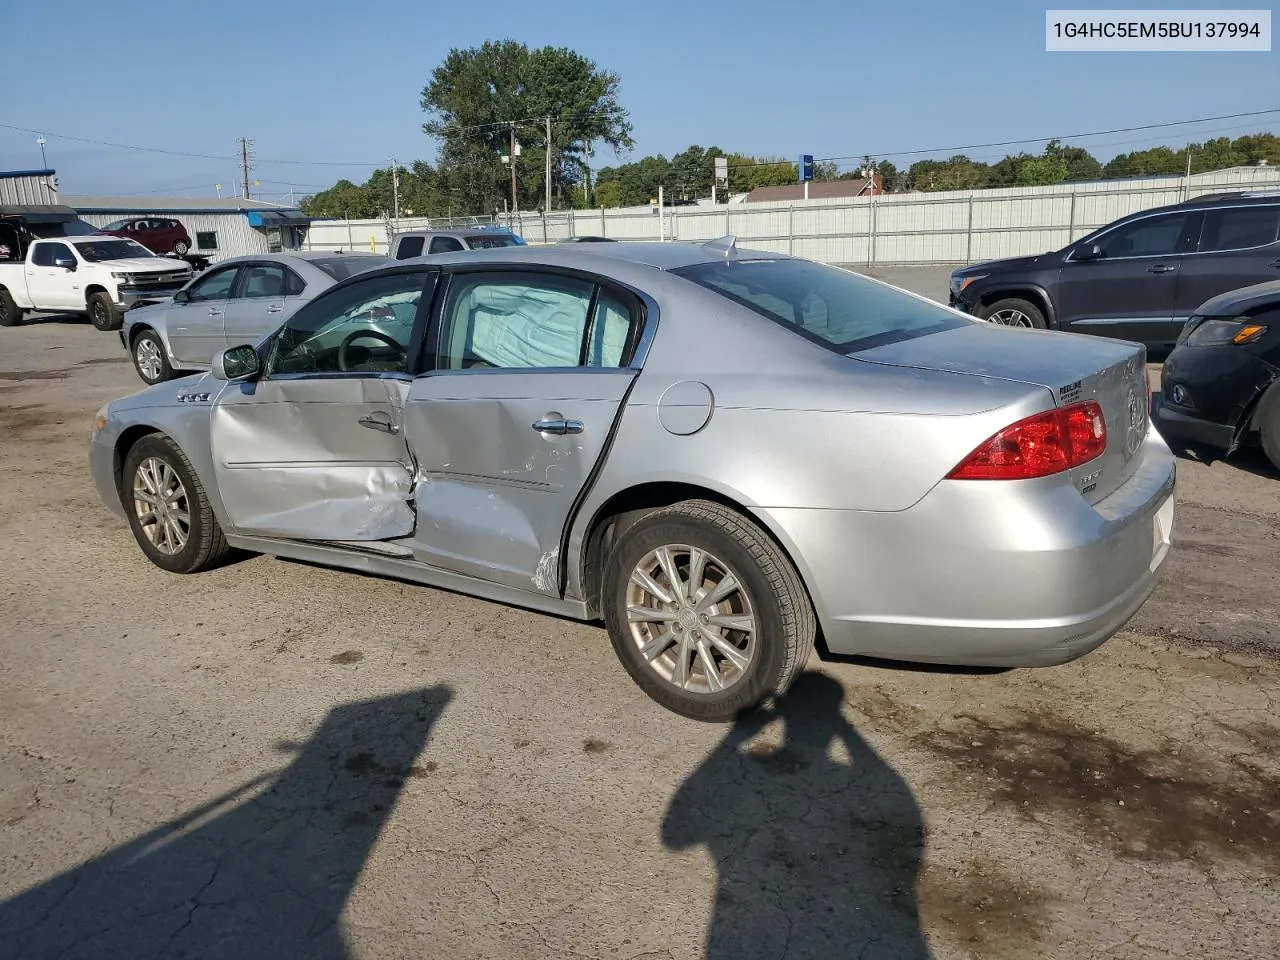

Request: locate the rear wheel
(122, 434), (231, 574)
(602, 499), (815, 721)
(131, 328), (174, 385)
(0, 289), (23, 327)
(88, 292), (122, 332)
(980, 297), (1046, 329)
(173, 240), (190, 255)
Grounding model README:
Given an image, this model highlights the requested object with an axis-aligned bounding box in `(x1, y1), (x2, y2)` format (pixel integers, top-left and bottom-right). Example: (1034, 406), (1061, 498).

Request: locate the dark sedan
(1156, 279), (1280, 471)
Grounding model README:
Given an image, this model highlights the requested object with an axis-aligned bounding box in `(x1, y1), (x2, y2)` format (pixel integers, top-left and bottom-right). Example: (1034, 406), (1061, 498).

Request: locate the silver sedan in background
(120, 252), (391, 384)
(91, 240), (1175, 720)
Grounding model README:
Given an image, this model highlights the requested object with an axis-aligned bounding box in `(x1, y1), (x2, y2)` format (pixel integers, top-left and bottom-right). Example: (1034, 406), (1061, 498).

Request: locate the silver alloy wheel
(625, 544), (757, 695)
(135, 336), (164, 381)
(988, 308), (1033, 327)
(133, 457), (190, 555)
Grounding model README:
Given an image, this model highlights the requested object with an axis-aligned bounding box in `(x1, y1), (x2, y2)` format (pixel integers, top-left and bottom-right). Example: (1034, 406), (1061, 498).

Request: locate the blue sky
(2, 0), (1276, 201)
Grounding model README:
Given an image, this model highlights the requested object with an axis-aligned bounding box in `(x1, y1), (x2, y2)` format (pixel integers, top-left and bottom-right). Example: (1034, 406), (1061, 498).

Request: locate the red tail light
(947, 401), (1107, 480)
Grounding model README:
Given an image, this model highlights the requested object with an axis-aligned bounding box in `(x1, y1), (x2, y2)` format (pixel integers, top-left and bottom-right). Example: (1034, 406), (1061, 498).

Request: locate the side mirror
(211, 344), (260, 382)
(1074, 242), (1104, 262)
(173, 289), (190, 304)
(53, 255), (77, 271)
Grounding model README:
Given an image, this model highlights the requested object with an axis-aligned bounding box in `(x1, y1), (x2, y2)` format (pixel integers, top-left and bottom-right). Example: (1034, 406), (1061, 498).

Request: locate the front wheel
(0, 289), (23, 327)
(122, 434), (232, 574)
(1257, 382), (1280, 474)
(602, 499), (816, 721)
(88, 292), (123, 332)
(131, 328), (174, 385)
(980, 297), (1046, 329)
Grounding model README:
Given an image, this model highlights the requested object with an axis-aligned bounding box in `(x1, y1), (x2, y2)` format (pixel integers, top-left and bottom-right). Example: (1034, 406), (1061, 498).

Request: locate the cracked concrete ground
(1, 272), (1277, 959)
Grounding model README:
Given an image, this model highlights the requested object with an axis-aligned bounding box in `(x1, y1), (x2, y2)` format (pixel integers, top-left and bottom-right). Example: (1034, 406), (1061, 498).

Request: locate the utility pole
(544, 115), (553, 213)
(509, 124), (519, 214)
(389, 157), (400, 221)
(238, 138), (252, 200)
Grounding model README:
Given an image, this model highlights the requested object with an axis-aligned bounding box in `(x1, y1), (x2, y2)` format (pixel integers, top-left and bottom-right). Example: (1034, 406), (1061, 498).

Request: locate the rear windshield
(313, 255), (392, 281)
(672, 258), (969, 353)
(465, 234), (522, 248)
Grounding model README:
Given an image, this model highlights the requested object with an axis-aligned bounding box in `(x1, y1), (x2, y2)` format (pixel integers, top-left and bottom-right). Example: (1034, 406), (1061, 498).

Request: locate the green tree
(1016, 156), (1069, 186)
(420, 40), (633, 214)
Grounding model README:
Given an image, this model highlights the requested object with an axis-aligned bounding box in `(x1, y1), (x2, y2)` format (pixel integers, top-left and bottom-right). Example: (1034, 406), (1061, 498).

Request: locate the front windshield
(73, 239), (155, 262)
(673, 258), (970, 354)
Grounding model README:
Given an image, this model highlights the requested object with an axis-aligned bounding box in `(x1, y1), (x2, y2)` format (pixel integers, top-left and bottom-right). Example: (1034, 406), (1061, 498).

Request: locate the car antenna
(702, 235), (737, 259)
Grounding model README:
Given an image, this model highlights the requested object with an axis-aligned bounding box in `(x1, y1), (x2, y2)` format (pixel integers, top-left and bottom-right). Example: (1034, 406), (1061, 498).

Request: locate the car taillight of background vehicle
(947, 401), (1107, 480)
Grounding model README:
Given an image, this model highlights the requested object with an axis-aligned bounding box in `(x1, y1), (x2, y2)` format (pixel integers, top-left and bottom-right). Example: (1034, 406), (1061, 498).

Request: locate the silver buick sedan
(120, 251), (392, 385)
(90, 239), (1175, 720)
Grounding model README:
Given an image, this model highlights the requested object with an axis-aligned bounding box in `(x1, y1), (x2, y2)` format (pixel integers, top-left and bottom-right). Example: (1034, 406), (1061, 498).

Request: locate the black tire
(980, 296), (1047, 329)
(1257, 382), (1280, 474)
(0, 289), (23, 327)
(173, 240), (190, 255)
(88, 292), (123, 332)
(121, 434), (232, 574)
(130, 327), (174, 385)
(602, 499), (816, 722)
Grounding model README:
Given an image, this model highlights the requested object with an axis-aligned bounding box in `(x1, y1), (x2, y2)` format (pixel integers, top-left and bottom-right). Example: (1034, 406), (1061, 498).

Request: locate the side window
(283, 268), (306, 296)
(196, 231), (218, 251)
(238, 264), (288, 299)
(586, 289), (635, 368)
(1095, 213), (1195, 259)
(437, 272), (594, 371)
(266, 271), (427, 377)
(429, 236), (465, 254)
(31, 243), (57, 267)
(187, 266), (239, 302)
(396, 236), (424, 260)
(1199, 206), (1280, 253)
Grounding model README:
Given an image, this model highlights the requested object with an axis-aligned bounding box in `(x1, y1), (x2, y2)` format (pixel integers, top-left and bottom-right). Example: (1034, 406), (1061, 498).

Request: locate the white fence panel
(301, 166), (1280, 266)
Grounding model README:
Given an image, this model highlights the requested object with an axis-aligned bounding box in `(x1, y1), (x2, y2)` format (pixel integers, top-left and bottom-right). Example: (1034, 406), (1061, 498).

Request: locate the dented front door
(210, 375), (416, 540)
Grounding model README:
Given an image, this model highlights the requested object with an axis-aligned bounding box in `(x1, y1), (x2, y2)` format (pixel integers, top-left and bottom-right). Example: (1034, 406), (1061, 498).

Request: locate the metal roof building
(65, 195), (312, 264)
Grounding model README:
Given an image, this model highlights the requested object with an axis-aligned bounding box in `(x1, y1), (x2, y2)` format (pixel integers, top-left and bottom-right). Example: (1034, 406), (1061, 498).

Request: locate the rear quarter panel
(563, 279), (1051, 602)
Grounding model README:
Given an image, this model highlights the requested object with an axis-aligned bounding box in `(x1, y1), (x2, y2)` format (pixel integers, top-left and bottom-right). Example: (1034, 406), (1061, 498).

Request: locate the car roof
(198, 252), (391, 267)
(394, 227), (519, 238)
(393, 239), (788, 273)
(1195, 278), (1280, 316)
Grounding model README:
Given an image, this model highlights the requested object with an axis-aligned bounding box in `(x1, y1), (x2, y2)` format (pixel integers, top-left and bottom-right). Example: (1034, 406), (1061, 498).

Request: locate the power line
(723, 107), (1280, 170)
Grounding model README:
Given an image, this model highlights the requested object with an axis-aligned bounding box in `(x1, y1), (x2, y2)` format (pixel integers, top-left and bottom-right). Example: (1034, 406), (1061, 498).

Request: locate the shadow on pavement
(0, 685), (453, 959)
(663, 671), (929, 960)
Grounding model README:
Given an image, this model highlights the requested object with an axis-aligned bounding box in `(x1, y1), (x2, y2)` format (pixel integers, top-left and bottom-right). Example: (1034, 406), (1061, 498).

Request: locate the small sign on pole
(713, 156), (728, 185)
(799, 154), (814, 182)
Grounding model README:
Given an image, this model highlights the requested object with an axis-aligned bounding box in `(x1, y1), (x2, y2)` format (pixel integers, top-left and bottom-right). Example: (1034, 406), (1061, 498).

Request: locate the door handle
(532, 418), (585, 435)
(1268, 259), (1280, 269)
(358, 413), (400, 435)
(1147, 264), (1175, 274)
(208, 307), (223, 316)
(267, 305), (283, 313)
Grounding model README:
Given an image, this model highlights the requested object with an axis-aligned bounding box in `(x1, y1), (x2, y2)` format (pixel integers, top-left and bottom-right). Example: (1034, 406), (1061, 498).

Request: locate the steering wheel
(338, 328), (406, 372)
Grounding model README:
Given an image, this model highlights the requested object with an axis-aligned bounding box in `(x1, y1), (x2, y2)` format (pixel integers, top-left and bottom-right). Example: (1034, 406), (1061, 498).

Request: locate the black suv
(949, 191), (1280, 349)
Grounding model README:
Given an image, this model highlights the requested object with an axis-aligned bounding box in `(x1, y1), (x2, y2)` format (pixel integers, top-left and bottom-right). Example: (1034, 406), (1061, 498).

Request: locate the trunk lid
(855, 324), (1150, 503)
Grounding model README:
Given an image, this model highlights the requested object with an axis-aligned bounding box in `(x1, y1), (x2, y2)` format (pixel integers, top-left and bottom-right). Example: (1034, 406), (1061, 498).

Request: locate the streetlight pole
(389, 157), (400, 221)
(37, 137), (48, 170)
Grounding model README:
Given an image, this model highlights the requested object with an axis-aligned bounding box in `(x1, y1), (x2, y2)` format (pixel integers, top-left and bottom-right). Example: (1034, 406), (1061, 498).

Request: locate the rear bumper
(760, 428), (1176, 667)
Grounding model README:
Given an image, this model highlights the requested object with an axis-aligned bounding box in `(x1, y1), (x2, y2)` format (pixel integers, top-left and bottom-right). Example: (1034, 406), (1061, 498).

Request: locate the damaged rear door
(210, 268), (435, 541)
(403, 268), (644, 595)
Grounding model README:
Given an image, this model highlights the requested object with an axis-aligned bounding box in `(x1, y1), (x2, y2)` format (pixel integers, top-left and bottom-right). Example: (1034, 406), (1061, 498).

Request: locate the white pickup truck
(0, 235), (192, 331)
